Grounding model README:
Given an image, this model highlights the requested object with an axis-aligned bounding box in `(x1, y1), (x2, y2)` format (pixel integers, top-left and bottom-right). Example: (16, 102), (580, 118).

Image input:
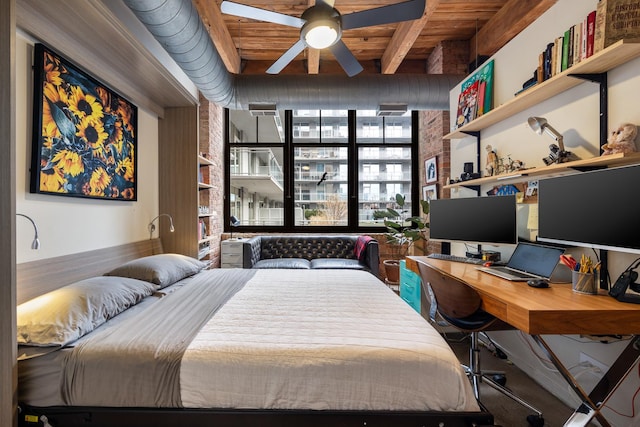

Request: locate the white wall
(15, 32), (160, 263)
(448, 1), (640, 423)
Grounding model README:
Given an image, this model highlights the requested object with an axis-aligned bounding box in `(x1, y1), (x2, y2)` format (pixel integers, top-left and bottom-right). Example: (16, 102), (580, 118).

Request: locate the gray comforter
(61, 269), (256, 407)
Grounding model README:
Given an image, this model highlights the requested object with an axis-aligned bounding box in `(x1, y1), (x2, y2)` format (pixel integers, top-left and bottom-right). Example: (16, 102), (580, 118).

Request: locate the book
(568, 25), (575, 67)
(586, 9), (596, 57)
(554, 37), (563, 75)
(544, 42), (554, 80)
(456, 59), (494, 127)
(573, 22), (583, 65)
(581, 15), (588, 61)
(537, 52), (544, 83)
(455, 79), (480, 128)
(594, 0), (640, 53)
(477, 80), (486, 116)
(561, 31), (570, 71)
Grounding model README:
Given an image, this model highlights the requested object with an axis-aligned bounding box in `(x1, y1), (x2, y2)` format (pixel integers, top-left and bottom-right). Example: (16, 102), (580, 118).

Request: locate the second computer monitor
(429, 195), (517, 245)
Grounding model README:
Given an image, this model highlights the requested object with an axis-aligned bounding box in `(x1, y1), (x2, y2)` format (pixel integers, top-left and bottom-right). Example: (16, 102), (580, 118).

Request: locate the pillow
(104, 253), (207, 289)
(17, 276), (155, 347)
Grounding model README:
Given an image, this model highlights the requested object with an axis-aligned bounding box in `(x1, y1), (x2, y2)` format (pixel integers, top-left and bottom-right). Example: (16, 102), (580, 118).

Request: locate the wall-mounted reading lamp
(527, 116), (575, 165)
(148, 214), (175, 240)
(230, 216), (240, 240)
(16, 213), (41, 250)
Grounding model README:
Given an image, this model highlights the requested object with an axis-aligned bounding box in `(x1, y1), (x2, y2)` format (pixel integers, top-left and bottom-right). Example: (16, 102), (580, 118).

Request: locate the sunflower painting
(30, 44), (137, 201)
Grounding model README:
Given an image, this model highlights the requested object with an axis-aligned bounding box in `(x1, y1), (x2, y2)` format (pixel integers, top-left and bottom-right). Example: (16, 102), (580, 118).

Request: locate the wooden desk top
(406, 256), (640, 335)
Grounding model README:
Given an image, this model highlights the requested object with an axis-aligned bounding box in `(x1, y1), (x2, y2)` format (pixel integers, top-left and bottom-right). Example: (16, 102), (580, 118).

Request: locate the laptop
(476, 242), (565, 281)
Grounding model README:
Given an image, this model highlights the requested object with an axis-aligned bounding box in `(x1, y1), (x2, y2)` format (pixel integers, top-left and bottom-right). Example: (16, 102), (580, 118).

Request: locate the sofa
(243, 235), (379, 277)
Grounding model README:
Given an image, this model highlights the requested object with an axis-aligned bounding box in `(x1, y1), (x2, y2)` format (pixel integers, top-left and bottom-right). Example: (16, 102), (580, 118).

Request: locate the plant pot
(383, 259), (401, 283)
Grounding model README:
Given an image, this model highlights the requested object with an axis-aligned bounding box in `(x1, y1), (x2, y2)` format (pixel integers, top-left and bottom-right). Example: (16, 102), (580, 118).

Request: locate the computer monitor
(538, 164), (640, 254)
(429, 195), (517, 245)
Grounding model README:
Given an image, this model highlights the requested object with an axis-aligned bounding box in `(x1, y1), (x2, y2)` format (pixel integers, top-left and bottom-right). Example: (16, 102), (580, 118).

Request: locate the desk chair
(417, 262), (544, 427)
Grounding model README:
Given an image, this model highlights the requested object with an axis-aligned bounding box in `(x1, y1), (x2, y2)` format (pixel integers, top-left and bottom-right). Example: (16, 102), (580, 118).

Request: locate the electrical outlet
(579, 352), (609, 374)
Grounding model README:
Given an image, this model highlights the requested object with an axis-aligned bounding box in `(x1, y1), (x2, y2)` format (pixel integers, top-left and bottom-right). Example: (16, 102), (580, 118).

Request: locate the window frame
(224, 109), (419, 233)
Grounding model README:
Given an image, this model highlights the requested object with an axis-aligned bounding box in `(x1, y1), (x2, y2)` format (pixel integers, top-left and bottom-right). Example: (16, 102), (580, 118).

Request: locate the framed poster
(425, 156), (437, 183)
(30, 43), (137, 201)
(423, 184), (438, 202)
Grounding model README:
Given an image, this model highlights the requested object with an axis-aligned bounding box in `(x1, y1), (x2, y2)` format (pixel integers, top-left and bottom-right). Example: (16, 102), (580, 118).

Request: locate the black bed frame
(19, 405), (495, 427)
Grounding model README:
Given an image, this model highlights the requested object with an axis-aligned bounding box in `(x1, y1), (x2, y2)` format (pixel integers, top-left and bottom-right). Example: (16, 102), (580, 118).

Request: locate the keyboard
(427, 253), (485, 265)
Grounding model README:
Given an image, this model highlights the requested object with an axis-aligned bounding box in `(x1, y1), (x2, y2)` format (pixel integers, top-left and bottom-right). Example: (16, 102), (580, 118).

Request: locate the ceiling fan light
(302, 19), (340, 49)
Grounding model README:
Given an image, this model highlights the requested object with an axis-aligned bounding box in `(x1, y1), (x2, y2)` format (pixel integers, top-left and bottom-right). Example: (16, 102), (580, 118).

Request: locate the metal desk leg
(531, 335), (640, 427)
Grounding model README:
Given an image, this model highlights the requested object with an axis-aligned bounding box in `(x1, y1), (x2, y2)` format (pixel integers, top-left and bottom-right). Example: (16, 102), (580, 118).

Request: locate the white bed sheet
(180, 269), (479, 412)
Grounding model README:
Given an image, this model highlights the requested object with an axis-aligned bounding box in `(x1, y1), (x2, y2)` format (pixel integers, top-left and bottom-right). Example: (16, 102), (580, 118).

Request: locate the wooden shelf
(198, 235), (216, 245)
(198, 182), (214, 190)
(198, 212), (216, 218)
(198, 154), (214, 166)
(445, 152), (640, 188)
(445, 39), (640, 140)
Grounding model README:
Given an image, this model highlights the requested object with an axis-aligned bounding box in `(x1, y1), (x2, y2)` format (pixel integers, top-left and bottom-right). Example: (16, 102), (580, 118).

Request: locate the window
(226, 109), (416, 232)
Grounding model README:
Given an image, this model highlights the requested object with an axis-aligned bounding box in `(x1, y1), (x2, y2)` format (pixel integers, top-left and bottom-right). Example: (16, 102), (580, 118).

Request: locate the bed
(16, 240), (494, 427)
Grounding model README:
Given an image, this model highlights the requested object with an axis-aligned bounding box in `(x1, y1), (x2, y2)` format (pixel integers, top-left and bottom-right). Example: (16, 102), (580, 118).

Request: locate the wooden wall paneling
(159, 107), (200, 257)
(1, 0), (17, 425)
(16, 239), (163, 305)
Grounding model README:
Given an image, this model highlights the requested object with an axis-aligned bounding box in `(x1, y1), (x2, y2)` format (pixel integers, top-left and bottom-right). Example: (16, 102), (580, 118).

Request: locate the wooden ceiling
(195, 0), (557, 75)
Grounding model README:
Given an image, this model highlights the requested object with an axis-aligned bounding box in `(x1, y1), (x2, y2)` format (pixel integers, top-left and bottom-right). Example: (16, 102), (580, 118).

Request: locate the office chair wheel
(492, 373), (506, 386)
(526, 414), (544, 427)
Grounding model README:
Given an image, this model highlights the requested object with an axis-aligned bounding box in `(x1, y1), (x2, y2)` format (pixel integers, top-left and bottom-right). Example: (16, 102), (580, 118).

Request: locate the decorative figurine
(485, 145), (498, 176)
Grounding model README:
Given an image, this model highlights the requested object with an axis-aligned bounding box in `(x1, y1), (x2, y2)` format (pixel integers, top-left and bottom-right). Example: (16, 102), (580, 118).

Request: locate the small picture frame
(423, 184), (438, 202)
(425, 156), (437, 183)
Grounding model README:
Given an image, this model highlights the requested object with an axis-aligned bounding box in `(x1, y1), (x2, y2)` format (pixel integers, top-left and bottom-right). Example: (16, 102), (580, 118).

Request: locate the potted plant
(380, 194), (430, 283)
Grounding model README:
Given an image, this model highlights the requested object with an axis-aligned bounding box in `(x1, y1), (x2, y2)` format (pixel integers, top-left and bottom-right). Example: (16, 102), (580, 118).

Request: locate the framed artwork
(425, 156), (437, 183)
(423, 184), (438, 202)
(30, 43), (137, 201)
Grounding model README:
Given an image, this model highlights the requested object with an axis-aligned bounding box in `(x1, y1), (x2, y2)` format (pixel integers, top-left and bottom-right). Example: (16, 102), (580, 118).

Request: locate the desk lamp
(527, 116), (575, 165)
(230, 216), (240, 240)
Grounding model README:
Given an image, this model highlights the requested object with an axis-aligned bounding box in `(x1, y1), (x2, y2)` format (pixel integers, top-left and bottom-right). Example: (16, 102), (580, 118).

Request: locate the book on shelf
(586, 10), (596, 58)
(568, 25), (575, 67)
(533, 9), (597, 87)
(455, 59), (494, 128)
(554, 37), (563, 75)
(561, 29), (570, 71)
(573, 22), (583, 65)
(582, 16), (588, 60)
(594, 0), (640, 53)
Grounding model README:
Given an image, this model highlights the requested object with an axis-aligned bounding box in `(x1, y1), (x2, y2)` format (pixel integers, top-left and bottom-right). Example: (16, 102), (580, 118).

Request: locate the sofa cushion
(253, 258), (311, 269)
(310, 258), (367, 270)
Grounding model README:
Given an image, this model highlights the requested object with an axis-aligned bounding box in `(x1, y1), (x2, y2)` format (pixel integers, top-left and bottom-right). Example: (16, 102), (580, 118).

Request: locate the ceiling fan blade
(342, 0), (425, 30)
(266, 39), (307, 74)
(329, 40), (363, 77)
(316, 0), (336, 7)
(220, 1), (305, 28)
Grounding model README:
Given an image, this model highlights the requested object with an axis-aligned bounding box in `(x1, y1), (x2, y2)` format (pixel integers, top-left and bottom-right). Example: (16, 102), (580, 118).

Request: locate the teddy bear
(602, 123), (638, 155)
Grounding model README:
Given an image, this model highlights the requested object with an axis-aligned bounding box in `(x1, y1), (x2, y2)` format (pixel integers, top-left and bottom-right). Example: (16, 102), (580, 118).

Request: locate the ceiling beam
(380, 0), (439, 74)
(193, 0), (241, 74)
(469, 0), (557, 63)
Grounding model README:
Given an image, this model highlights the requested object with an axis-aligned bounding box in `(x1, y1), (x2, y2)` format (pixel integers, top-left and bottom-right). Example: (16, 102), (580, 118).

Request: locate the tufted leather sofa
(243, 235), (379, 277)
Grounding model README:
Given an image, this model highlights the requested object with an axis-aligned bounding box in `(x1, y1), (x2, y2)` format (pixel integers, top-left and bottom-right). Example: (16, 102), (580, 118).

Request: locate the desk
(407, 256), (640, 427)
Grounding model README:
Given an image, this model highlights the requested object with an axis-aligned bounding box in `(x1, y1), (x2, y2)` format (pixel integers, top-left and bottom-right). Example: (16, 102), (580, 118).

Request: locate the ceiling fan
(220, 0), (426, 77)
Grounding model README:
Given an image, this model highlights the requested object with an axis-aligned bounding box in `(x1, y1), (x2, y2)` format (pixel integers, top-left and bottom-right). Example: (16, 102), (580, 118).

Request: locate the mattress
(19, 268), (479, 413)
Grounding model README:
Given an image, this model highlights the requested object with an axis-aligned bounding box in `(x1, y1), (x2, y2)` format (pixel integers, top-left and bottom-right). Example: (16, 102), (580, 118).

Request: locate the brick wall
(420, 40), (469, 256)
(199, 94), (224, 267)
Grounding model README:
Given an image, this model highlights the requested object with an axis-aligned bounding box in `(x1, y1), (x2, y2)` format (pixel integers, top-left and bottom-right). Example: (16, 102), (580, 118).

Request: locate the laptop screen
(507, 242), (565, 278)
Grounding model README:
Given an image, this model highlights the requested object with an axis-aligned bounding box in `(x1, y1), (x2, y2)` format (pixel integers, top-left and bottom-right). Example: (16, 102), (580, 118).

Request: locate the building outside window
(226, 109), (416, 231)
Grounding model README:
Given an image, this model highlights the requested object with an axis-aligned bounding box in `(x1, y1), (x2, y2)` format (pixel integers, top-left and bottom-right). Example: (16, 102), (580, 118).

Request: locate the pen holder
(572, 271), (597, 295)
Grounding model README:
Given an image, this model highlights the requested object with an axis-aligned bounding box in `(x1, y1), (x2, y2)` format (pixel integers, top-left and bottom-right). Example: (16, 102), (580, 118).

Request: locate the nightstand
(221, 239), (246, 268)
